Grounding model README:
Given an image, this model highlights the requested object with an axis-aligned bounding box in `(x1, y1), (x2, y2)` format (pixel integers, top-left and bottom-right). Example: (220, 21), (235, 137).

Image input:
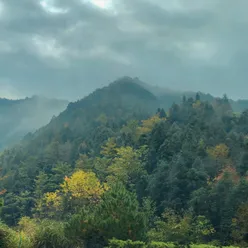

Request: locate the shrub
(0, 221), (32, 248)
(147, 242), (174, 248)
(107, 239), (146, 248)
(32, 219), (72, 248)
(191, 245), (238, 248)
(191, 245), (216, 248)
(18, 217), (37, 241)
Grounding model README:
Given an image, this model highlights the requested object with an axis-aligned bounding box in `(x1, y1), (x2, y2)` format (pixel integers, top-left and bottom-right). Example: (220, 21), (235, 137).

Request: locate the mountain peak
(107, 76), (157, 101)
(110, 76), (144, 87)
(67, 76), (157, 112)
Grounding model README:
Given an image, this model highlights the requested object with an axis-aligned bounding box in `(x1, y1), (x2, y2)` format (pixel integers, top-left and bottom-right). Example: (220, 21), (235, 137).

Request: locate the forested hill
(1, 77), (248, 152)
(0, 96), (68, 150)
(20, 77), (159, 157)
(2, 78), (248, 247)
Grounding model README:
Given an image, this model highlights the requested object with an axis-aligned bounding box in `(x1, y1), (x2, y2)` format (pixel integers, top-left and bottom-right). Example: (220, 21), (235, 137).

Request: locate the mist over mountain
(2, 77), (248, 151)
(0, 96), (68, 150)
(134, 77), (248, 112)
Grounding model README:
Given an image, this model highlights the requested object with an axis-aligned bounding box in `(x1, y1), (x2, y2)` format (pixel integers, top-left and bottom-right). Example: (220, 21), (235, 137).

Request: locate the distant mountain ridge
(0, 96), (68, 150)
(134, 77), (248, 112)
(13, 76), (248, 159)
(2, 77), (248, 151)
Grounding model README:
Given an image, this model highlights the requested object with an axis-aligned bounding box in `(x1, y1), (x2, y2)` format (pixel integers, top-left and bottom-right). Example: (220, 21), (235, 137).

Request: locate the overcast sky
(1, 0), (248, 100)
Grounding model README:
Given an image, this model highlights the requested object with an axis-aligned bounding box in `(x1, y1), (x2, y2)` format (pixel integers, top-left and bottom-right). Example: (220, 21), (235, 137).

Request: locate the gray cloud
(1, 0), (248, 100)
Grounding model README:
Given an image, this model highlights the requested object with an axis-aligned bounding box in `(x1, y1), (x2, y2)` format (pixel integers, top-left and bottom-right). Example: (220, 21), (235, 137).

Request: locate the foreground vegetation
(1, 80), (248, 247)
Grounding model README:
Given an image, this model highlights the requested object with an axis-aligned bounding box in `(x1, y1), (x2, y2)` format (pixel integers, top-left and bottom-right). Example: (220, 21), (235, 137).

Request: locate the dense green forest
(1, 77), (248, 152)
(0, 96), (68, 151)
(1, 78), (248, 247)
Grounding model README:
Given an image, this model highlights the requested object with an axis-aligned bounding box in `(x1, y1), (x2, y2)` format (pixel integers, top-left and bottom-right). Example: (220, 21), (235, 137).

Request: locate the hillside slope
(0, 96), (68, 150)
(21, 77), (159, 157)
(2, 78), (248, 247)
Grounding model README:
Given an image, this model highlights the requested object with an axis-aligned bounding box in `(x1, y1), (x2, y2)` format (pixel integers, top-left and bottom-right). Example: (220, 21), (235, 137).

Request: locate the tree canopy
(1, 80), (248, 247)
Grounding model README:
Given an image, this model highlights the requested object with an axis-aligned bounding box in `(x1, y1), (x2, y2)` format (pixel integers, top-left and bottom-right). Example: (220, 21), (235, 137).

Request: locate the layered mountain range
(1, 77), (248, 151)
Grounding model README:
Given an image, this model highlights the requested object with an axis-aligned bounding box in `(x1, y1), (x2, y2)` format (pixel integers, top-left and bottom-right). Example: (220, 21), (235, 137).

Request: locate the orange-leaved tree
(0, 168), (7, 196)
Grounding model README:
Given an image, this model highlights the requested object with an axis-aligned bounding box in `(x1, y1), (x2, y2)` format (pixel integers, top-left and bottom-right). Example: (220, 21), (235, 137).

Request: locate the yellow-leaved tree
(207, 143), (229, 160)
(44, 191), (62, 209)
(207, 143), (231, 167)
(137, 115), (164, 136)
(36, 190), (63, 218)
(61, 170), (108, 202)
(193, 100), (201, 109)
(37, 170), (108, 218)
(206, 143), (233, 182)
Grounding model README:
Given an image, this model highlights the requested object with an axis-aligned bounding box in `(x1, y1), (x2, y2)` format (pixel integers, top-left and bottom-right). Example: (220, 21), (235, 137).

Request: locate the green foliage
(147, 242), (174, 248)
(65, 183), (152, 247)
(17, 217), (37, 241)
(94, 183), (151, 241)
(191, 246), (237, 248)
(231, 202), (248, 246)
(32, 220), (73, 248)
(191, 216), (215, 243)
(0, 192), (34, 226)
(107, 146), (147, 189)
(106, 241), (238, 248)
(148, 210), (214, 247)
(107, 239), (146, 248)
(2, 79), (248, 247)
(148, 209), (192, 247)
(0, 221), (32, 248)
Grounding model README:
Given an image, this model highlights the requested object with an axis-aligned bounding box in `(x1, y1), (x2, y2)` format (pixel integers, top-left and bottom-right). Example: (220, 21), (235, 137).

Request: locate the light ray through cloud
(40, 0), (68, 13)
